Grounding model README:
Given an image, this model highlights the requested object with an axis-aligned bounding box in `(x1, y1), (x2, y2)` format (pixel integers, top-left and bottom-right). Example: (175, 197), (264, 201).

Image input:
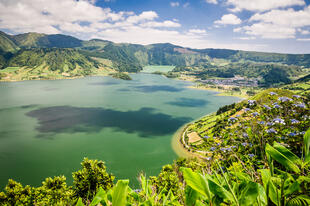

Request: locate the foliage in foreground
(0, 130), (309, 205)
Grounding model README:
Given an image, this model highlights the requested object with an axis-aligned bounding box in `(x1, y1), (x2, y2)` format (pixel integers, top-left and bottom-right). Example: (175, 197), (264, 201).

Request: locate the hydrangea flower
(248, 100), (256, 106)
(267, 122), (274, 126)
(273, 103), (281, 109)
(290, 119), (299, 124)
(267, 128), (277, 134)
(248, 154), (255, 158)
(273, 118), (285, 125)
(296, 103), (306, 108)
(278, 97), (292, 102)
(244, 108), (251, 112)
(269, 92), (277, 95)
(252, 112), (259, 117)
(288, 132), (297, 137)
(228, 117), (237, 122)
(258, 121), (265, 125)
(263, 105), (271, 110)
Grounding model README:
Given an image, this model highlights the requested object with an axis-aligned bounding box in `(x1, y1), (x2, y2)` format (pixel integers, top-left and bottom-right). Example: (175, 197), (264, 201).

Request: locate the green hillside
(0, 31), (18, 52)
(0, 48), (108, 81)
(184, 89), (309, 167)
(0, 30), (310, 82)
(11, 32), (83, 48)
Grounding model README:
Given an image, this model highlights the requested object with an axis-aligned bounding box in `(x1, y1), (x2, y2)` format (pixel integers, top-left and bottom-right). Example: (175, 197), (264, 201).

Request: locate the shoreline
(171, 113), (218, 159)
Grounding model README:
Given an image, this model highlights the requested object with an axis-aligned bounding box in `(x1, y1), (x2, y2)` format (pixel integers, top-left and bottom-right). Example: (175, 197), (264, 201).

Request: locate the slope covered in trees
(0, 30), (309, 83)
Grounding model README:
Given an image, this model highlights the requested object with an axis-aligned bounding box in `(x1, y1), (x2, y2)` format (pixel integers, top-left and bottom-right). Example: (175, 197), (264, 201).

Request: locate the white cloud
(238, 36), (256, 40)
(170, 2), (179, 7)
(214, 14), (241, 25)
(226, 0), (305, 12)
(0, 0), (269, 52)
(140, 20), (181, 28)
(249, 7), (310, 28)
(297, 38), (310, 41)
(183, 2), (190, 8)
(237, 6), (310, 39)
(299, 29), (310, 35)
(188, 29), (207, 34)
(243, 23), (296, 39)
(205, 0), (218, 4)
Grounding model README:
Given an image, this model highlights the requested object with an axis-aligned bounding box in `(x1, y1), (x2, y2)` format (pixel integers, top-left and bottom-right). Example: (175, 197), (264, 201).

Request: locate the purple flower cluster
(228, 117), (237, 122)
(278, 97), (292, 102)
(269, 92), (277, 95)
(273, 118), (285, 125)
(263, 105), (271, 110)
(248, 100), (256, 106)
(258, 121), (265, 125)
(252, 112), (259, 117)
(266, 128), (277, 134)
(294, 103), (306, 109)
(267, 122), (274, 126)
(288, 132), (297, 137)
(273, 102), (281, 109)
(244, 108), (251, 112)
(290, 119), (299, 124)
(248, 154), (255, 158)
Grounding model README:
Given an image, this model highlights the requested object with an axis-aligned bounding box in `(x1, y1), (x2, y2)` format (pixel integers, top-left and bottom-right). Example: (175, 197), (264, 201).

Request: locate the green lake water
(0, 73), (239, 189)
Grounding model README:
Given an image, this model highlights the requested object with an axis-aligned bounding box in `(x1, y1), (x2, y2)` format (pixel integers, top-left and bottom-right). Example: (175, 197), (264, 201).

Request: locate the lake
(0, 72), (239, 189)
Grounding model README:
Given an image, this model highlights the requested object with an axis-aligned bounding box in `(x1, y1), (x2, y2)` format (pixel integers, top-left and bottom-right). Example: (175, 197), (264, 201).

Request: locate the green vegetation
(1, 31), (309, 84)
(1, 130), (309, 205)
(110, 72), (132, 80)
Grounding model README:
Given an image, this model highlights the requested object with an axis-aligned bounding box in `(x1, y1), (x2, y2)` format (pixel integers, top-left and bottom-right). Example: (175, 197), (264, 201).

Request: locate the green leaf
(257, 183), (268, 206)
(89, 187), (107, 206)
(239, 181), (259, 206)
(269, 180), (281, 206)
(284, 181), (300, 196)
(304, 128), (310, 158)
(259, 169), (271, 191)
(185, 185), (199, 206)
(286, 195), (310, 206)
(76, 198), (84, 206)
(273, 142), (302, 166)
(181, 168), (211, 199)
(265, 143), (301, 173)
(112, 180), (129, 206)
(207, 178), (234, 203)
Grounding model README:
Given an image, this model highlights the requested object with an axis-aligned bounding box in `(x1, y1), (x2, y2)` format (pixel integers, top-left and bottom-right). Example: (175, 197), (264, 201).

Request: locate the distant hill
(0, 30), (310, 81)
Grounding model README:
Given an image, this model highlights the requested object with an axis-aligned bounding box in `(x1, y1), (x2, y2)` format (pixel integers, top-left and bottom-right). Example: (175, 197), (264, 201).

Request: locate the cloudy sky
(0, 0), (310, 53)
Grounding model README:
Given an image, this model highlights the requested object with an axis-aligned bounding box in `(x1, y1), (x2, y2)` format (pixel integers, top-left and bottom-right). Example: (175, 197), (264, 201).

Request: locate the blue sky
(0, 0), (310, 53)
